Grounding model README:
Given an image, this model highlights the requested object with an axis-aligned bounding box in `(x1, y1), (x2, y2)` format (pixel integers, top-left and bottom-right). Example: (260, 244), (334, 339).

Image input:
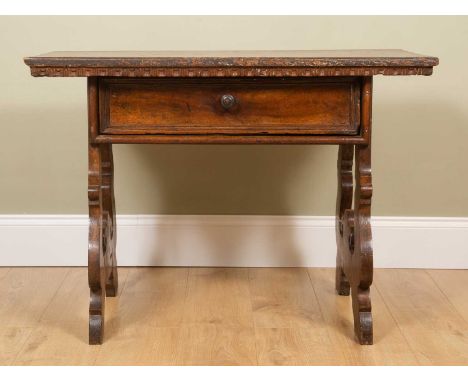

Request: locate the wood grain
(100, 78), (360, 135)
(427, 270), (468, 321)
(0, 327), (33, 366)
(335, 144), (354, 296)
(95, 326), (183, 365)
(87, 77), (121, 344)
(98, 325), (258, 366)
(333, 77), (374, 344)
(24, 49), (438, 77)
(123, 267), (188, 294)
(255, 327), (341, 365)
(375, 269), (468, 365)
(2, 267), (468, 365)
(28, 66), (436, 78)
(0, 268), (68, 327)
(24, 49), (438, 65)
(24, 51), (438, 345)
(249, 268), (323, 329)
(308, 268), (418, 365)
(13, 324), (100, 366)
(182, 268), (254, 327)
(107, 268), (188, 330)
(177, 325), (257, 366)
(93, 133), (369, 145)
(40, 268), (129, 324)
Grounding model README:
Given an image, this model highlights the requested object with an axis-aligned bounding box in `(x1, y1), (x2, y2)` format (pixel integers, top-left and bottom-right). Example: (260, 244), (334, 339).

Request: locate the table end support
(335, 144), (374, 345)
(87, 78), (119, 344)
(88, 143), (106, 345)
(101, 144), (118, 298)
(335, 145), (353, 297)
(335, 77), (374, 345)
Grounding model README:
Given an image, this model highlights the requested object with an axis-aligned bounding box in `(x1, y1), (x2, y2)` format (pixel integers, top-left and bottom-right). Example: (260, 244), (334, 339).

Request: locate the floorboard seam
(306, 268), (349, 365)
(176, 267), (191, 364)
(425, 270), (468, 325)
(247, 268), (260, 366)
(11, 267), (71, 365)
(373, 277), (422, 365)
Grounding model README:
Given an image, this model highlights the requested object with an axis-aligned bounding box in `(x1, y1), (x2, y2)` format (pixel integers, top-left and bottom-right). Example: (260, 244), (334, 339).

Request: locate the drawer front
(99, 78), (360, 135)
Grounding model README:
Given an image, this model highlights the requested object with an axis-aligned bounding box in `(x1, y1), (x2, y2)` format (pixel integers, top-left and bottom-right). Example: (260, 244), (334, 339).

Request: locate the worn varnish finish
(24, 49), (438, 77)
(24, 50), (438, 345)
(100, 78), (360, 136)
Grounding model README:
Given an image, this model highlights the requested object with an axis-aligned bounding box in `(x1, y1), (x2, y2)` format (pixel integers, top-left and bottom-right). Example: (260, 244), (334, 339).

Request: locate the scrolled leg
(335, 145), (354, 296)
(350, 143), (373, 345)
(88, 143), (106, 345)
(336, 77), (374, 345)
(101, 144), (118, 297)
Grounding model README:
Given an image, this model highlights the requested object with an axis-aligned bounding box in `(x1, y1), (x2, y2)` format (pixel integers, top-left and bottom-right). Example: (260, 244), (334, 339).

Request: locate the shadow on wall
(115, 144), (337, 215)
(114, 144), (336, 267)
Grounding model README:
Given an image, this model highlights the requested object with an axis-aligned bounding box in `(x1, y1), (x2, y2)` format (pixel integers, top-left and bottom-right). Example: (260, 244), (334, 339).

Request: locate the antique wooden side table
(24, 50), (438, 345)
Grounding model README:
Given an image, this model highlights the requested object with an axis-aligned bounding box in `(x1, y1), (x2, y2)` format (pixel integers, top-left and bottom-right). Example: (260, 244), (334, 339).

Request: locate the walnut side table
(24, 50), (438, 345)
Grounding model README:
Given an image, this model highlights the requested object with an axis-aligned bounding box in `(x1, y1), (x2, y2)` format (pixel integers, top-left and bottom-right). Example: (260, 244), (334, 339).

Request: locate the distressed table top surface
(24, 49), (438, 77)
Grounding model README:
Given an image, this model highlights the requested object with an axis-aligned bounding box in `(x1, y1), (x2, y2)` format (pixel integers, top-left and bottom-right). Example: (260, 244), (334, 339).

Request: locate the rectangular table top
(24, 49), (438, 77)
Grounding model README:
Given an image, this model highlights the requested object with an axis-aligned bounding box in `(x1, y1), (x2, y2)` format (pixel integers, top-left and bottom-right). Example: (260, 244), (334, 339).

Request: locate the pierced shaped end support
(101, 144), (118, 298)
(88, 144), (118, 345)
(335, 144), (354, 297)
(335, 143), (374, 345)
(88, 78), (119, 345)
(335, 78), (374, 345)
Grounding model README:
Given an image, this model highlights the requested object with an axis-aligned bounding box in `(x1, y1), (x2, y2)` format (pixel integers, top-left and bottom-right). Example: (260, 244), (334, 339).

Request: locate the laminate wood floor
(1, 267), (468, 365)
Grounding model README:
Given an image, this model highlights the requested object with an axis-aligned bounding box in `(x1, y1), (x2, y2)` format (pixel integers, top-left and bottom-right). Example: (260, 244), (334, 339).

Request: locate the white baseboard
(0, 215), (467, 268)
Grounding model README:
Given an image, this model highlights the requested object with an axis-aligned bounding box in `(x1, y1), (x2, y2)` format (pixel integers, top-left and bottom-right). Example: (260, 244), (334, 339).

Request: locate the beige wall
(0, 16), (467, 216)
